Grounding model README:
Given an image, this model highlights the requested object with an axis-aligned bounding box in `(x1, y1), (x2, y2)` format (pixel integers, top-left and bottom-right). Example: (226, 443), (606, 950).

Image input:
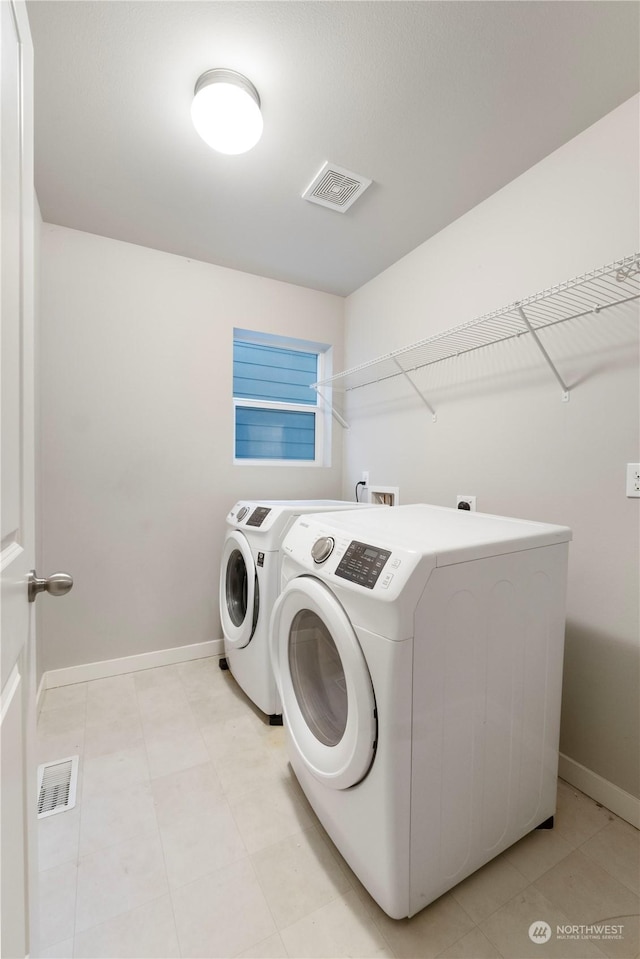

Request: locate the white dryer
(219, 500), (376, 724)
(270, 504), (571, 918)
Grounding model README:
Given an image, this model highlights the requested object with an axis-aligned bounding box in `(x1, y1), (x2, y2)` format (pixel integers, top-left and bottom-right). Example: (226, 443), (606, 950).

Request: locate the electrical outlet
(361, 471), (369, 486)
(457, 495), (477, 511)
(626, 463), (640, 498)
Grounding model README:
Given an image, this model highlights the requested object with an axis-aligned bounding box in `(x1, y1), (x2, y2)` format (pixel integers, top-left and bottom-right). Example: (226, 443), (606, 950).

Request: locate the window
(233, 329), (332, 465)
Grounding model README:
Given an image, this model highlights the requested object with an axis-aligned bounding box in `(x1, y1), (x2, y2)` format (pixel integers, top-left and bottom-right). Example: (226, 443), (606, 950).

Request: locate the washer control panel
(246, 506), (271, 527)
(335, 540), (391, 589)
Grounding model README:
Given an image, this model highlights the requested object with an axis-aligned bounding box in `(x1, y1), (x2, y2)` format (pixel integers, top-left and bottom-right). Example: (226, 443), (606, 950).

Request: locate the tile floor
(36, 657), (639, 959)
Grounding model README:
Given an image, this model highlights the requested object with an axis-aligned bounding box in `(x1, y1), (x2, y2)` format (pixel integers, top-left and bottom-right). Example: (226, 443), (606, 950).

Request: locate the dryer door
(271, 576), (376, 790)
(220, 530), (258, 649)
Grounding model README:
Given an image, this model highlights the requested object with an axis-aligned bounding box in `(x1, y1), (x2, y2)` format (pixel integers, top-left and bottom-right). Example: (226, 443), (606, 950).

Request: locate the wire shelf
(313, 254), (640, 394)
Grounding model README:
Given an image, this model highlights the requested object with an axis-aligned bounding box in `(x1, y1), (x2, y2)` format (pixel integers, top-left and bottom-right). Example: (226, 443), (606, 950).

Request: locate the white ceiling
(27, 1), (639, 296)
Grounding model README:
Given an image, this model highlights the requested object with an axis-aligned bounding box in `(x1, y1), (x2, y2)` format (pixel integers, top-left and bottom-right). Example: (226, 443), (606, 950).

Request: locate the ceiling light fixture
(191, 68), (263, 156)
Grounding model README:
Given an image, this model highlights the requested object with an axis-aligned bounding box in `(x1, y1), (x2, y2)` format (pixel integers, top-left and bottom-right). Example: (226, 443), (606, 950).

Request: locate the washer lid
(220, 530), (257, 649)
(271, 576), (376, 790)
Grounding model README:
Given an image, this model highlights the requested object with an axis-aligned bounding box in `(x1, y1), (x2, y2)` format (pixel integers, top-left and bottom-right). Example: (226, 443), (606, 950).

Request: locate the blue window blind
(233, 342), (318, 405)
(235, 406), (316, 461)
(233, 337), (320, 461)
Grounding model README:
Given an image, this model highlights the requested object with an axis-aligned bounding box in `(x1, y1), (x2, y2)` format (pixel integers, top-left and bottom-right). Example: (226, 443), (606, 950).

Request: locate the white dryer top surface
(288, 503), (571, 568)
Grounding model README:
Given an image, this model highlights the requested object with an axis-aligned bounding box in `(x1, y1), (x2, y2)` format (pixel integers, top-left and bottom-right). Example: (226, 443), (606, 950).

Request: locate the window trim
(232, 330), (333, 468)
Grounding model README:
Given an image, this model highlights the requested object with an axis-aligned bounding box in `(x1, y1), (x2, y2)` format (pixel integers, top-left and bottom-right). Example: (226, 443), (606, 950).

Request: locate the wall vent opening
(302, 162), (372, 213)
(37, 755), (79, 818)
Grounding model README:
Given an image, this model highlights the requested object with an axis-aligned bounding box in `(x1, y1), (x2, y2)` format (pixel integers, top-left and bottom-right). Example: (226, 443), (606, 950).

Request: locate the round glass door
(271, 576), (377, 790)
(219, 530), (257, 649)
(288, 609), (348, 747)
(226, 548), (249, 627)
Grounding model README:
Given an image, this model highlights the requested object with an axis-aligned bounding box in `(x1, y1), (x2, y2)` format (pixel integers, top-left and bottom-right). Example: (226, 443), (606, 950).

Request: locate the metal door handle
(28, 570), (73, 603)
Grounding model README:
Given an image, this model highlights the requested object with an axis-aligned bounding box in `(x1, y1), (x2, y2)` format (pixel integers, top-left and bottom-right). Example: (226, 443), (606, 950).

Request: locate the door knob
(28, 570), (73, 603)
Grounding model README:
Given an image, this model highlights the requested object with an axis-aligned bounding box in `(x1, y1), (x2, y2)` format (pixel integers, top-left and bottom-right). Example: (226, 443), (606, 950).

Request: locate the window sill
(233, 458), (326, 468)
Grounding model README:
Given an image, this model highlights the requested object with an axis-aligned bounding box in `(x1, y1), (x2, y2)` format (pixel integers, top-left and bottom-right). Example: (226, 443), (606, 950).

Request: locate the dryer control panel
(246, 506), (271, 527)
(335, 540), (391, 589)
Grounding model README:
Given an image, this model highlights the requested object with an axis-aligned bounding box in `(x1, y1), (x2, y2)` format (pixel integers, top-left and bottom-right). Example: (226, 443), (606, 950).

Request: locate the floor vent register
(37, 755), (79, 818)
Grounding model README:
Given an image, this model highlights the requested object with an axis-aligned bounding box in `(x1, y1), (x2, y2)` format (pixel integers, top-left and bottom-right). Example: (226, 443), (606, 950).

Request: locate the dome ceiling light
(191, 68), (263, 155)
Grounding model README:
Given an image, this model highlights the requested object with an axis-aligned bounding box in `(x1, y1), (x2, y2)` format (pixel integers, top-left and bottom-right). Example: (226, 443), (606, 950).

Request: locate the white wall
(38, 228), (344, 676)
(342, 95), (640, 799)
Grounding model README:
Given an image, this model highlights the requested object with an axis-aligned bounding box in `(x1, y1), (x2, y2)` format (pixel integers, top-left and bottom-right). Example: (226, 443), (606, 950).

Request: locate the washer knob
(236, 506), (249, 522)
(311, 536), (335, 564)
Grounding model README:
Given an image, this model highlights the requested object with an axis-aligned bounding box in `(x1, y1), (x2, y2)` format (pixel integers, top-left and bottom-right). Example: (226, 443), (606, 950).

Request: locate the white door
(270, 576), (377, 790)
(1, 3), (37, 955)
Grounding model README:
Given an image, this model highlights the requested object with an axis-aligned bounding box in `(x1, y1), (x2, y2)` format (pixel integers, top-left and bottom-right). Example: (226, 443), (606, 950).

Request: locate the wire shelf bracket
(516, 305), (570, 402)
(314, 386), (350, 430)
(312, 253), (640, 424)
(392, 356), (437, 421)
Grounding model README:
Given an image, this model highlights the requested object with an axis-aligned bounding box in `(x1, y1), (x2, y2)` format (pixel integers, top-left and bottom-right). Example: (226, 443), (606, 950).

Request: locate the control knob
(311, 536), (335, 564)
(236, 506), (249, 522)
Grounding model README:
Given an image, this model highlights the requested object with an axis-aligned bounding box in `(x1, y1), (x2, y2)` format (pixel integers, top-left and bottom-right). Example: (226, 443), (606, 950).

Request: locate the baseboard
(43, 639), (225, 689)
(558, 753), (640, 829)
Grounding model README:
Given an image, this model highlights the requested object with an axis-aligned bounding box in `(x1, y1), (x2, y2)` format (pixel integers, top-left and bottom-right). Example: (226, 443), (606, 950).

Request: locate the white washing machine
(219, 500), (376, 724)
(270, 504), (571, 918)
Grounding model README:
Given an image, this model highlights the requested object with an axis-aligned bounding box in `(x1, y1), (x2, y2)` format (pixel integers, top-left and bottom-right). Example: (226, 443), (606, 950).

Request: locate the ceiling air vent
(302, 162), (372, 213)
